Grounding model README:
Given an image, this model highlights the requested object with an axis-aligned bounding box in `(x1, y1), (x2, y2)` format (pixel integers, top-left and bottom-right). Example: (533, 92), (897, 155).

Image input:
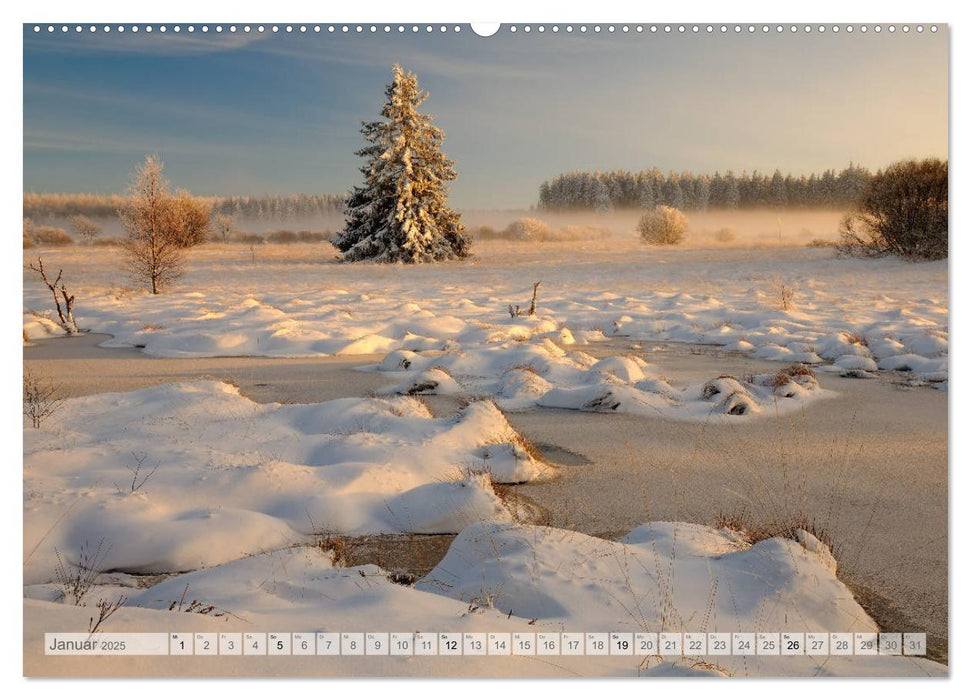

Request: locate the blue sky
(23, 25), (948, 208)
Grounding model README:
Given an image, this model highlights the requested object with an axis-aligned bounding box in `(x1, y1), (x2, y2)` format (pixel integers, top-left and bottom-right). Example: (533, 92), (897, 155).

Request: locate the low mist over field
(463, 208), (845, 248)
(24, 190), (844, 250)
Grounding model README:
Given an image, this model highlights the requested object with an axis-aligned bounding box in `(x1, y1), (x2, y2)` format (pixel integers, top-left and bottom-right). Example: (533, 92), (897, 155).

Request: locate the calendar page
(20, 12), (949, 681)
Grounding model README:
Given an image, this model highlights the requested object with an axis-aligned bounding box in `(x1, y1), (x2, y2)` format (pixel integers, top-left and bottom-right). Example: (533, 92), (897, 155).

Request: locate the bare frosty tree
(27, 257), (78, 334)
(212, 212), (235, 242)
(119, 155), (212, 293)
(120, 155), (183, 294)
(70, 214), (102, 242)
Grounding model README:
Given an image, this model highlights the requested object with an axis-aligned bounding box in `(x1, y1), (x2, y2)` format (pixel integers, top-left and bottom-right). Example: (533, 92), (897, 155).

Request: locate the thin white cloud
(23, 30), (267, 57)
(24, 83), (356, 141)
(23, 127), (228, 155)
(248, 37), (545, 81)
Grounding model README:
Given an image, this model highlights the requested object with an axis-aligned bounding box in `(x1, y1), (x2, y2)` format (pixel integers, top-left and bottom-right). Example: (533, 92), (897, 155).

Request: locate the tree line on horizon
(23, 192), (345, 221)
(537, 165), (873, 212)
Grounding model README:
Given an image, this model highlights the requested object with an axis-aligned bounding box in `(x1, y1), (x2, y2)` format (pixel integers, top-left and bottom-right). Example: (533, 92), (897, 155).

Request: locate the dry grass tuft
(504, 363), (541, 376)
(771, 364), (817, 389)
(806, 238), (838, 248)
(713, 509), (841, 560)
(318, 535), (354, 568)
(53, 539), (109, 606)
(701, 374), (738, 399)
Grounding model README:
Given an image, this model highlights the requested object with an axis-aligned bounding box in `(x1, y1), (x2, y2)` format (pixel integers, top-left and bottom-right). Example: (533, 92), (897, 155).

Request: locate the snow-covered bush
(638, 206), (688, 245)
(503, 217), (552, 242)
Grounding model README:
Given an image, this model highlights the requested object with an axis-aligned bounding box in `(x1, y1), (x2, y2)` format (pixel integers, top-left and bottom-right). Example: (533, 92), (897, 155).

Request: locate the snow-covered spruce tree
(336, 65), (470, 263)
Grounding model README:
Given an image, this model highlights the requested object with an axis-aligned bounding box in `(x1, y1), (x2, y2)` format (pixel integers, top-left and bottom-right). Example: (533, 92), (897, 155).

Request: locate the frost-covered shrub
(30, 226), (74, 246)
(168, 192), (212, 248)
(838, 158), (947, 261)
(503, 217), (552, 242)
(714, 227), (736, 243)
(638, 206), (688, 245)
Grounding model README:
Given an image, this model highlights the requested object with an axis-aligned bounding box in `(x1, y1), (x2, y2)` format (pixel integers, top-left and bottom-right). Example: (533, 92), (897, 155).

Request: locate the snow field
(24, 244), (947, 388)
(22, 244), (948, 676)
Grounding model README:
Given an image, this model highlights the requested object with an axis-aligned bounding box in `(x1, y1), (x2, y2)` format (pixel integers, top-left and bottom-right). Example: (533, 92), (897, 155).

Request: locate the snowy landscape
(22, 29), (948, 679)
(23, 233), (948, 677)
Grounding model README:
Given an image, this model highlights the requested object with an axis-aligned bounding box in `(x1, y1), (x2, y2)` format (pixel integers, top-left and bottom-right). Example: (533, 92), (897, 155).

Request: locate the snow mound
(589, 355), (649, 382)
(95, 546), (489, 629)
(336, 333), (400, 355)
(877, 353), (947, 374)
(815, 332), (872, 360)
(23, 312), (67, 342)
(701, 376), (760, 415)
(377, 349), (421, 371)
(385, 367), (464, 396)
(417, 521), (871, 633)
(832, 355), (879, 372)
(495, 366), (556, 409)
(24, 382), (553, 583)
